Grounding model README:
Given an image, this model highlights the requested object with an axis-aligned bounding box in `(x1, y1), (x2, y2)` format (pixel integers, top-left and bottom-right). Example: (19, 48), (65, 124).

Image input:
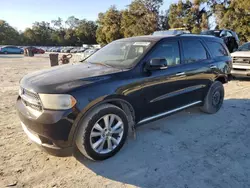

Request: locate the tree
(64, 28), (78, 46)
(168, 0), (208, 33)
(212, 0), (250, 42)
(0, 20), (20, 45)
(51, 17), (63, 30)
(76, 20), (97, 44)
(140, 0), (163, 14)
(65, 16), (80, 29)
(158, 10), (170, 30)
(96, 6), (123, 45)
(121, 1), (158, 37)
(168, 1), (192, 29)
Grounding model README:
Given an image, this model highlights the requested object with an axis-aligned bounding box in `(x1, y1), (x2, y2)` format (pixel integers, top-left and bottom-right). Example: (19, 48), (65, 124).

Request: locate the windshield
(237, 43), (250, 51)
(85, 41), (152, 69)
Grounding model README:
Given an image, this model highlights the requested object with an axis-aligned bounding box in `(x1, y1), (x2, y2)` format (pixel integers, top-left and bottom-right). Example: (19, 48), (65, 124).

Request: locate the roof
(116, 34), (221, 42)
(116, 35), (171, 42)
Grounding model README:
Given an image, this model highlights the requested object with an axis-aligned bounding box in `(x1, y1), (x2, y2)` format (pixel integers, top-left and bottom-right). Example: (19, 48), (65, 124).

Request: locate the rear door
(179, 38), (213, 102)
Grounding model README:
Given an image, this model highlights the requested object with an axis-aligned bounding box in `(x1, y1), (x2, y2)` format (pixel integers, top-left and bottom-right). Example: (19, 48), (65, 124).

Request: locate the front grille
(21, 99), (43, 111)
(233, 56), (250, 64)
(20, 88), (43, 111)
(23, 88), (40, 100)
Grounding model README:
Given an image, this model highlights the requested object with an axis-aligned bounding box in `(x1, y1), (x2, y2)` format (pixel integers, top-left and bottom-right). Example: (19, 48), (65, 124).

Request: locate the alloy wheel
(90, 114), (124, 154)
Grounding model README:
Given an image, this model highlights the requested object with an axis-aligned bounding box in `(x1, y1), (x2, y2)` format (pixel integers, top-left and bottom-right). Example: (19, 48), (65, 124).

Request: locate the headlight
(39, 94), (77, 110)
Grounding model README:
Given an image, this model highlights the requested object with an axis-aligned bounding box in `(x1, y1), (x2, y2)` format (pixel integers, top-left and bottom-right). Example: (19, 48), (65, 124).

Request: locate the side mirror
(148, 58), (168, 70)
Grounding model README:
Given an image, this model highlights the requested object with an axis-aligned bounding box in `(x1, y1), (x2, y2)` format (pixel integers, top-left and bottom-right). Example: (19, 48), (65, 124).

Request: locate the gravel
(0, 54), (250, 188)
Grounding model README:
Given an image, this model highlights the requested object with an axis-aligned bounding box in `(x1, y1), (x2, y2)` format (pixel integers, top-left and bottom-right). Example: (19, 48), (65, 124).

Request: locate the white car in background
(231, 42), (250, 77)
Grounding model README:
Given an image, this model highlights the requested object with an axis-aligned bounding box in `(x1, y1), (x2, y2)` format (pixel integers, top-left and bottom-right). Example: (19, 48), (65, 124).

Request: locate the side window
(226, 31), (233, 37)
(220, 30), (227, 37)
(206, 41), (228, 57)
(182, 40), (207, 63)
(148, 41), (180, 67)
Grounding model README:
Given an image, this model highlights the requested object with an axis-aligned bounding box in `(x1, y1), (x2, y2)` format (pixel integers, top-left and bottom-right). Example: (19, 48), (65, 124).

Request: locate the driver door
(140, 40), (190, 119)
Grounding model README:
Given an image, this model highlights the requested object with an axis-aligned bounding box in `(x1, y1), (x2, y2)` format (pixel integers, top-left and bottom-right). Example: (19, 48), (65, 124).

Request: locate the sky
(1, 0), (178, 31)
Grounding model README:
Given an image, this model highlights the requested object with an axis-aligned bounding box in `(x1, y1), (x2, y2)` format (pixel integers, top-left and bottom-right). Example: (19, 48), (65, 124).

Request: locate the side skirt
(137, 101), (202, 125)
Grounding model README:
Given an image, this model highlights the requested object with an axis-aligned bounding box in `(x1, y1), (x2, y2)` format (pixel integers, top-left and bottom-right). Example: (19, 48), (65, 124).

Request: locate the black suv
(16, 35), (232, 161)
(201, 30), (240, 53)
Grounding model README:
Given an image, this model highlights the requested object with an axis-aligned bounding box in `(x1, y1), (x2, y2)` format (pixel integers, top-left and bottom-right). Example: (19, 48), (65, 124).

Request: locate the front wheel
(201, 81), (224, 114)
(75, 104), (129, 161)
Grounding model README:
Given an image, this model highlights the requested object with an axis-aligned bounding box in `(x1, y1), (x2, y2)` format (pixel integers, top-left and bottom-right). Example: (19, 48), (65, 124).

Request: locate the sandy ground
(0, 54), (250, 188)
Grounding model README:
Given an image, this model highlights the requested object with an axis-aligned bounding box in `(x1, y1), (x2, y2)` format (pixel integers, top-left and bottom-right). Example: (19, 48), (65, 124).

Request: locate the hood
(231, 51), (250, 57)
(20, 63), (123, 93)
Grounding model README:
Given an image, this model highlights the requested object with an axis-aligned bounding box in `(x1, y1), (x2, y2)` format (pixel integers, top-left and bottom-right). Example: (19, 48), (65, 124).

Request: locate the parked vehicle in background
(231, 42), (250, 77)
(47, 47), (55, 52)
(0, 46), (23, 54)
(17, 34), (232, 161)
(77, 47), (87, 53)
(51, 47), (59, 52)
(26, 46), (45, 54)
(201, 29), (239, 53)
(70, 48), (80, 53)
(65, 47), (74, 53)
(83, 48), (98, 58)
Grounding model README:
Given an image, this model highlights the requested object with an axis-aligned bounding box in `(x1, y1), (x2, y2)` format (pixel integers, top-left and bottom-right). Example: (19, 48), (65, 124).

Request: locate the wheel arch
(215, 76), (227, 84)
(69, 95), (136, 144)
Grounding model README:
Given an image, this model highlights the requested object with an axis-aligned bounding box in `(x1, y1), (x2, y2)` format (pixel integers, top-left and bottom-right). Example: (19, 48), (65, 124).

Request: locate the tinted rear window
(206, 41), (228, 57)
(182, 40), (207, 63)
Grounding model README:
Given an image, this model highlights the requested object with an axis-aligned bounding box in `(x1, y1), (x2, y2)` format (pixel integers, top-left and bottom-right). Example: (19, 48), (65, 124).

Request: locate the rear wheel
(201, 81), (224, 114)
(75, 104), (129, 161)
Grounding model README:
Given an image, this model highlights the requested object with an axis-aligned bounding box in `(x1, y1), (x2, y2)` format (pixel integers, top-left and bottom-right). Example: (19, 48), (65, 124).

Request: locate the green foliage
(158, 10), (170, 30)
(213, 0), (250, 42)
(76, 20), (97, 45)
(168, 0), (208, 33)
(0, 0), (249, 45)
(0, 17), (97, 46)
(139, 0), (163, 13)
(0, 20), (20, 45)
(96, 6), (123, 45)
(121, 1), (158, 37)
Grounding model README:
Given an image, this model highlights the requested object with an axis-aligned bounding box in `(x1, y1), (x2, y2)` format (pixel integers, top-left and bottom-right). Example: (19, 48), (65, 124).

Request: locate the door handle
(210, 65), (217, 69)
(176, 72), (186, 76)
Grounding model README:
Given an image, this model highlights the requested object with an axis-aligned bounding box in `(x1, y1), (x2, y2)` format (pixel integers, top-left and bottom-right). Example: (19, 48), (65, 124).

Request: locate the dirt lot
(0, 54), (250, 188)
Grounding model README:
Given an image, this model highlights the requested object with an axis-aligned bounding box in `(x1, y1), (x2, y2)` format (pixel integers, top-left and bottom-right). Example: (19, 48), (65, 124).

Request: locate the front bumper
(21, 122), (73, 157)
(231, 69), (250, 77)
(231, 64), (250, 77)
(16, 97), (76, 157)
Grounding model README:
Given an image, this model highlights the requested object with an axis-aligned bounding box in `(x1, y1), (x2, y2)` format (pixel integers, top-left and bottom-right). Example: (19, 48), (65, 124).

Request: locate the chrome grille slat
(20, 88), (43, 111)
(232, 57), (250, 64)
(23, 88), (40, 100)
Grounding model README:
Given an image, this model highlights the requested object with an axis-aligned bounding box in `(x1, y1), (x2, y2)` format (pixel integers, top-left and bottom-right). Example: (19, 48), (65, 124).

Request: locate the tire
(75, 104), (129, 161)
(4, 51), (7, 54)
(201, 81), (224, 114)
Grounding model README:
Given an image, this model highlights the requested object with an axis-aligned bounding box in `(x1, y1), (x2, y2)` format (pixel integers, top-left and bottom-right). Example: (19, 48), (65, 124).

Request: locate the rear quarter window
(206, 41), (228, 57)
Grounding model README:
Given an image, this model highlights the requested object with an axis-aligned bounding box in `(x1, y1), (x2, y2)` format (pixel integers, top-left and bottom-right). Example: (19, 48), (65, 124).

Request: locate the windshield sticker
(133, 42), (150, 46)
